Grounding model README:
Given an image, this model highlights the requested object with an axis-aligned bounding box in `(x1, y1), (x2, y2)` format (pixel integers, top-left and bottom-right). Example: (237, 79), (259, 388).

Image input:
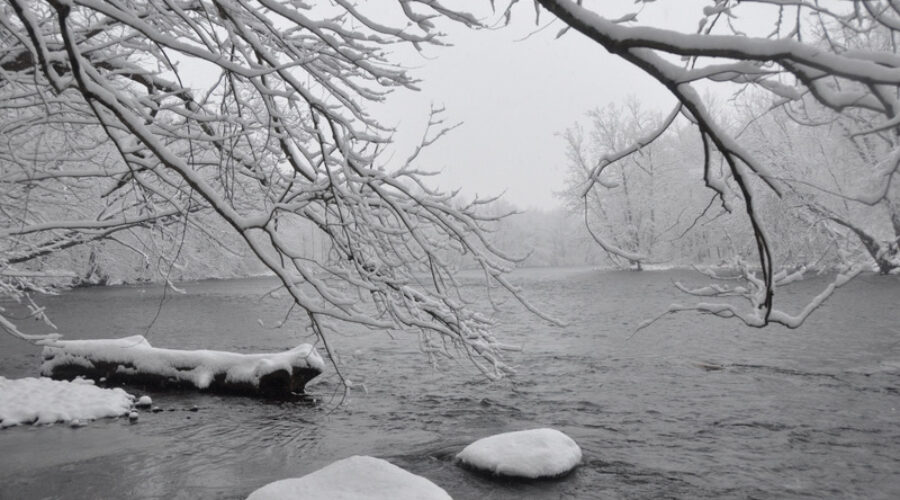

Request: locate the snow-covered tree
(5, 0), (900, 381)
(533, 0), (900, 328)
(560, 99), (704, 270)
(0, 1), (559, 378)
(737, 96), (899, 275)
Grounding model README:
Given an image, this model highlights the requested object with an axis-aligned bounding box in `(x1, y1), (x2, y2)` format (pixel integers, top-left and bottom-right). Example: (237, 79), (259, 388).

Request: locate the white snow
(0, 376), (134, 428)
(40, 335), (325, 390)
(456, 428), (582, 479)
(245, 456), (452, 500)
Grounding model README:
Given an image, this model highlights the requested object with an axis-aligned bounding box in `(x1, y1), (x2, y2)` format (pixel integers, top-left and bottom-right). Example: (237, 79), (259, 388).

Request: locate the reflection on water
(1, 268), (899, 499)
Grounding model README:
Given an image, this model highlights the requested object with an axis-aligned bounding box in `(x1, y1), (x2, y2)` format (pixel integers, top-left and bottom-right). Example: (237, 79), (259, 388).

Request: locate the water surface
(1, 268), (899, 499)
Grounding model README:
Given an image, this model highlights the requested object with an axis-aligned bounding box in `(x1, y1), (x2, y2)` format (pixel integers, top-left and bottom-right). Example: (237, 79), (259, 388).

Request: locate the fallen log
(40, 336), (324, 398)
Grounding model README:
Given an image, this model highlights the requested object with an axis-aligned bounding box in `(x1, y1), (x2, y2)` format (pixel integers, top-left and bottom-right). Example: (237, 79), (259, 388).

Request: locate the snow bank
(0, 376), (134, 428)
(246, 456), (452, 500)
(41, 335), (324, 398)
(456, 428), (582, 479)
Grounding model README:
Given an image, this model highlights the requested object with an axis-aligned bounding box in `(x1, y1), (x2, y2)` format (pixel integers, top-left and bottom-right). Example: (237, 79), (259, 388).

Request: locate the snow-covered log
(40, 336), (324, 398)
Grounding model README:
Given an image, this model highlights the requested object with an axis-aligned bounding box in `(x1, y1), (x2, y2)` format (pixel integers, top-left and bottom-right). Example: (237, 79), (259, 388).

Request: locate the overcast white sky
(175, 1), (774, 211)
(376, 1), (727, 211)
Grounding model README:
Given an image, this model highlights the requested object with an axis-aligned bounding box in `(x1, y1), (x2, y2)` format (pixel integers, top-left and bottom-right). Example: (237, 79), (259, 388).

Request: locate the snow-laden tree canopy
(0, 0), (559, 379)
(2, 0), (899, 380)
(536, 0), (900, 328)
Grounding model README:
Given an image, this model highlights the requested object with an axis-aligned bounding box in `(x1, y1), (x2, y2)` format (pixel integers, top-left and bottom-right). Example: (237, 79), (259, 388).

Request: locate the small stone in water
(189, 405), (199, 412)
(136, 395), (152, 407)
(69, 419), (86, 428)
(456, 428), (582, 479)
(128, 411), (139, 422)
(151, 406), (163, 413)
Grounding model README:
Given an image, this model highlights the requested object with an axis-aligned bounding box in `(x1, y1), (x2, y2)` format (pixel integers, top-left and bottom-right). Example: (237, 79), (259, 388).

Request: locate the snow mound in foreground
(246, 455), (452, 500)
(456, 428), (582, 479)
(0, 376), (133, 428)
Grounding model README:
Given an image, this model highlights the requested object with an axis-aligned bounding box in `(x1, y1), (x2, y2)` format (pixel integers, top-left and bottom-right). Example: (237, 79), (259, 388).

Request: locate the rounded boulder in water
(246, 455), (451, 500)
(456, 428), (582, 479)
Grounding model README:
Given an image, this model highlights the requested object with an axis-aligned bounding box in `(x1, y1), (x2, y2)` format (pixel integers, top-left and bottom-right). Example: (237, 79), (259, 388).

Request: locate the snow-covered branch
(0, 0), (557, 379)
(541, 0), (899, 325)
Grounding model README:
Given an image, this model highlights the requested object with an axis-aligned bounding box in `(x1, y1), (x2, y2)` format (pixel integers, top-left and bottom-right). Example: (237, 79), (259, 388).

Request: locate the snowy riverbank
(0, 377), (134, 428)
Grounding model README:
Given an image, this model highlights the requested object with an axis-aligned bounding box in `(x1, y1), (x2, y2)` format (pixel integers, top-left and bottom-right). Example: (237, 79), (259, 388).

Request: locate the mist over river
(1, 268), (899, 499)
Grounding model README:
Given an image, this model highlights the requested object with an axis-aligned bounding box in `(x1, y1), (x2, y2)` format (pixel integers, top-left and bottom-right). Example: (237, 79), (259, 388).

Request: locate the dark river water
(1, 268), (899, 499)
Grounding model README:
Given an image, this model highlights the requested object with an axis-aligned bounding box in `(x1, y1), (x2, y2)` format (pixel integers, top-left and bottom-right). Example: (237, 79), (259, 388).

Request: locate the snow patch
(456, 428), (582, 479)
(246, 456), (451, 500)
(0, 376), (134, 428)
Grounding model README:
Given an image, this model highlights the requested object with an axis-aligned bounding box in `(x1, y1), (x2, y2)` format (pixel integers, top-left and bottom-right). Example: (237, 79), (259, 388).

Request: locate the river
(1, 268), (899, 499)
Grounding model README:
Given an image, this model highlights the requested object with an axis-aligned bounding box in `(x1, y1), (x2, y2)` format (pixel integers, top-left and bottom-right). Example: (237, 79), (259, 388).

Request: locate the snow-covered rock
(136, 395), (152, 407)
(40, 335), (324, 397)
(246, 456), (452, 500)
(0, 376), (134, 428)
(456, 428), (582, 479)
